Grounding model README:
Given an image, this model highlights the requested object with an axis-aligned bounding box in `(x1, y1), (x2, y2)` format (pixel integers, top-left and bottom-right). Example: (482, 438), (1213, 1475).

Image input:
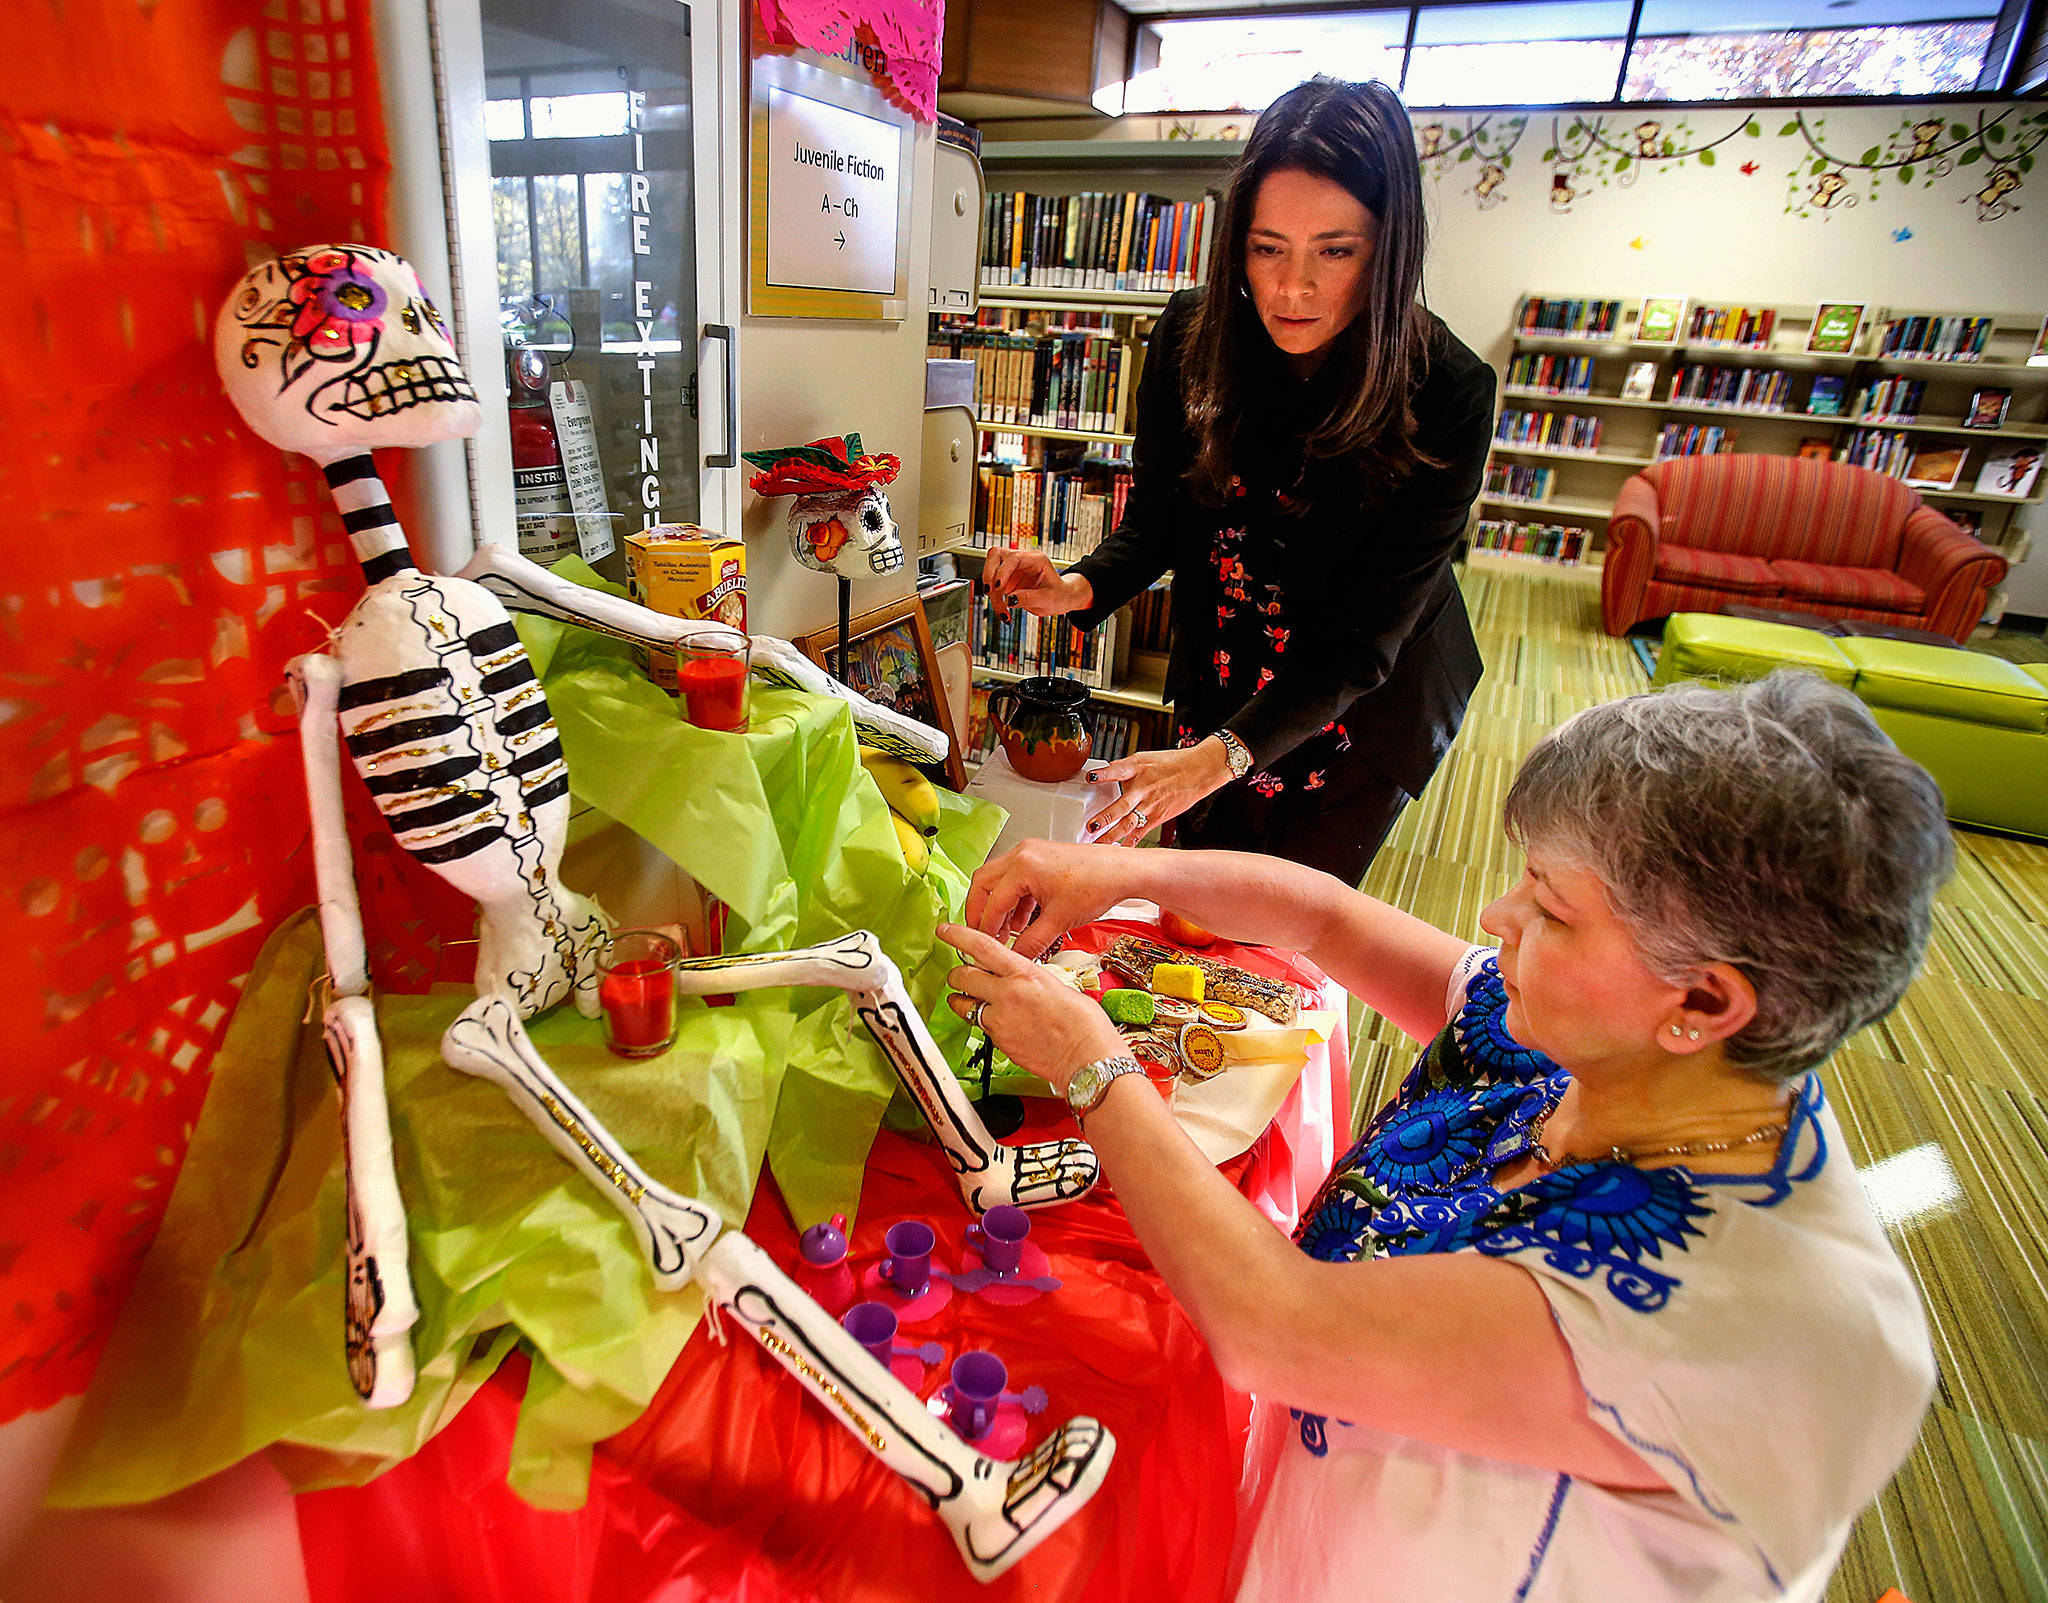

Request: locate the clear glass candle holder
(596, 929), (682, 1058)
(677, 629), (751, 732)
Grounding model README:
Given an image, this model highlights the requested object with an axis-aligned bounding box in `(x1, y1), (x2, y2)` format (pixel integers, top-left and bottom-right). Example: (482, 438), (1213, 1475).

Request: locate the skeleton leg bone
(454, 545), (946, 765)
(287, 653), (419, 1408)
(440, 997), (722, 1289)
(438, 992), (1115, 1584)
(697, 1230), (1116, 1583)
(662, 933), (1100, 1215)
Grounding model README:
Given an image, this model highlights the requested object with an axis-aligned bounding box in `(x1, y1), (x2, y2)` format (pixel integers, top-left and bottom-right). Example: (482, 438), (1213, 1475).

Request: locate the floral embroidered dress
(1232, 948), (1935, 1603)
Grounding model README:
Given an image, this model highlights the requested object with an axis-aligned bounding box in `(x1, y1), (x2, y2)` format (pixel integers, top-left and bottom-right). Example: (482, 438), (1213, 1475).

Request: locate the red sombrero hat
(743, 433), (900, 498)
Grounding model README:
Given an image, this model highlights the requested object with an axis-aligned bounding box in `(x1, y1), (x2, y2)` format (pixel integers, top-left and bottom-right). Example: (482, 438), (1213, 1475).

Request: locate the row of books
(1852, 376), (1928, 421)
(936, 327), (1139, 434)
(1841, 427), (1913, 477)
(970, 593), (1121, 688)
(1516, 297), (1623, 338)
(965, 686), (1157, 767)
(1125, 582), (1173, 655)
(1684, 305), (1778, 348)
(1469, 519), (1589, 565)
(1668, 363), (1794, 412)
(1654, 423), (1738, 459)
(1505, 352), (1595, 394)
(1494, 408), (1604, 452)
(974, 462), (1133, 563)
(980, 190), (1216, 292)
(1875, 314), (1994, 362)
(1484, 463), (1557, 501)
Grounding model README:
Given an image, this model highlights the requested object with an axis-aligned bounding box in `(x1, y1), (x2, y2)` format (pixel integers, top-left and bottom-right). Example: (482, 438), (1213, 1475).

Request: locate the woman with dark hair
(982, 77), (1494, 882)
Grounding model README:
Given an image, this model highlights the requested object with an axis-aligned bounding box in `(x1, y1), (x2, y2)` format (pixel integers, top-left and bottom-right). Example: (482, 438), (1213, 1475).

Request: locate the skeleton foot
(958, 1135), (1101, 1217)
(954, 1416), (1117, 1581)
(699, 1232), (1114, 1583)
(440, 997), (720, 1289)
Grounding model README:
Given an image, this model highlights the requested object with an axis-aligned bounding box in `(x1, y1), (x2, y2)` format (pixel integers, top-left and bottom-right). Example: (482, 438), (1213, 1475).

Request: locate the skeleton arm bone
(454, 545), (947, 764)
(286, 654), (420, 1407)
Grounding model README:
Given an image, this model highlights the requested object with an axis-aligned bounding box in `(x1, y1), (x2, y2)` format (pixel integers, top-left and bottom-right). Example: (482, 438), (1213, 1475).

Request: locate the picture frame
(1621, 360), (1659, 400)
(1903, 446), (1967, 491)
(1637, 297), (1686, 344)
(796, 594), (967, 789)
(1807, 302), (1867, 355)
(2030, 316), (2048, 368)
(1964, 388), (2012, 429)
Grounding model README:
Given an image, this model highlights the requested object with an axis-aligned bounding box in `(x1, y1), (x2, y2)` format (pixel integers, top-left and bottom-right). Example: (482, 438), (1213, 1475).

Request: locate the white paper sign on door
(764, 84), (902, 296)
(547, 379), (617, 563)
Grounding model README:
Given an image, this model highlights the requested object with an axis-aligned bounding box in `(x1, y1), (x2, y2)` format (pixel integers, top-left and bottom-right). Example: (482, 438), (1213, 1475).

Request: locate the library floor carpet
(1348, 556), (2048, 1603)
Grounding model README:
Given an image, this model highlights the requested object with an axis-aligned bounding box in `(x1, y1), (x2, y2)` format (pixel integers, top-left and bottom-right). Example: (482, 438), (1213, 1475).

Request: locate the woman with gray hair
(941, 671), (1946, 1603)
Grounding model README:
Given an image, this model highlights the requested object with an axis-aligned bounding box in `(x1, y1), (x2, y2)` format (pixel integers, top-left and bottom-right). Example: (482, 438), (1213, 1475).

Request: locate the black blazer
(1069, 290), (1496, 799)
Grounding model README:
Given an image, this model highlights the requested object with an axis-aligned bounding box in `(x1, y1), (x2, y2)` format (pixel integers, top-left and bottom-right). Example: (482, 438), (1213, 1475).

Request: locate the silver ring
(967, 998), (987, 1030)
(1132, 808), (1148, 827)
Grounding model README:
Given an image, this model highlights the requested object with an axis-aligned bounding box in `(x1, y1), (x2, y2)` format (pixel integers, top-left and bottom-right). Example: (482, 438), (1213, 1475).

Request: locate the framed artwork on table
(1964, 388), (2012, 429)
(1903, 446), (1968, 491)
(1637, 297), (1686, 344)
(796, 594), (967, 789)
(1807, 302), (1867, 355)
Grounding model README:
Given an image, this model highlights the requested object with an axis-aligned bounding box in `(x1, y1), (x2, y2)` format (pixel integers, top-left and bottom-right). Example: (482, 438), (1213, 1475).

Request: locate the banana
(890, 810), (931, 874)
(860, 745), (940, 837)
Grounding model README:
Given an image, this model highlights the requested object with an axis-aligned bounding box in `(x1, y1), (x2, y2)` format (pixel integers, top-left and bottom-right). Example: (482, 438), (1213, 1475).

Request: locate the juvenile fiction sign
(765, 85), (903, 296)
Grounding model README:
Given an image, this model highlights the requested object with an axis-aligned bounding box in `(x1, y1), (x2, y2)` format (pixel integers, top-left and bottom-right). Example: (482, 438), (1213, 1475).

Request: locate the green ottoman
(1836, 638), (2048, 839)
(1653, 614), (1856, 689)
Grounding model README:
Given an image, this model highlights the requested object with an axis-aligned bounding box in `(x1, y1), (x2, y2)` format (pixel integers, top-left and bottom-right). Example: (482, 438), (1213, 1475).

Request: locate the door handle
(704, 323), (736, 468)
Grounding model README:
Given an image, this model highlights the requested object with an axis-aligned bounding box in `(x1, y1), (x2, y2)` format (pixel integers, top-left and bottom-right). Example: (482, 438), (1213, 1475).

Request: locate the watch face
(1068, 1061), (1103, 1107)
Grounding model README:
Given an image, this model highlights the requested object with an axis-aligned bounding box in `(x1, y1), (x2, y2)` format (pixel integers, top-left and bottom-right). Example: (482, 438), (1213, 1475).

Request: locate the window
(1120, 12), (1410, 115)
(1623, 0), (1998, 97)
(1405, 1), (1633, 105)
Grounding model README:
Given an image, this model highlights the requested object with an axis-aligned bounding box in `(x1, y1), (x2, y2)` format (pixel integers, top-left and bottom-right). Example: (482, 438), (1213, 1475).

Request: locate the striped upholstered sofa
(1600, 455), (2008, 644)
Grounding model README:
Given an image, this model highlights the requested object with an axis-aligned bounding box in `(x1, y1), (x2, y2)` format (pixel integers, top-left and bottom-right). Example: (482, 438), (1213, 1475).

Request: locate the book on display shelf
(1668, 363), (1791, 412)
(1974, 444), (2043, 499)
(1902, 446), (1968, 491)
(1798, 437), (1834, 461)
(1655, 423), (1737, 459)
(1806, 375), (1847, 416)
(1686, 304), (1778, 348)
(1964, 389), (2012, 429)
(1854, 376), (1926, 422)
(1469, 519), (1587, 565)
(1807, 301), (1867, 355)
(1875, 313), (1993, 362)
(1621, 361), (1659, 400)
(1637, 297), (1687, 343)
(2030, 317), (2048, 368)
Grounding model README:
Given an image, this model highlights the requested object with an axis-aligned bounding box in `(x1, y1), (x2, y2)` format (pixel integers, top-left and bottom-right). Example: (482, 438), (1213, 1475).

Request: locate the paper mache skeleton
(743, 434), (905, 578)
(218, 245), (1109, 1581)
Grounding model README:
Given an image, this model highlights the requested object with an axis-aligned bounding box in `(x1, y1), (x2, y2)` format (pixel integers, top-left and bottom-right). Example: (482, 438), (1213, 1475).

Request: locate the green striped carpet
(1349, 554), (2047, 1603)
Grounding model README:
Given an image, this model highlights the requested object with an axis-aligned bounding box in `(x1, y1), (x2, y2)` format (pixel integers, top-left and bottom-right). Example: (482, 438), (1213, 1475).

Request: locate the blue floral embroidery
(1452, 963), (1553, 1083)
(1356, 1087), (1497, 1191)
(1297, 1187), (1378, 1264)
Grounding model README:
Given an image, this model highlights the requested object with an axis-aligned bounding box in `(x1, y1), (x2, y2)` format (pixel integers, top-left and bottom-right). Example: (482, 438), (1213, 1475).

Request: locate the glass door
(483, 2), (698, 577)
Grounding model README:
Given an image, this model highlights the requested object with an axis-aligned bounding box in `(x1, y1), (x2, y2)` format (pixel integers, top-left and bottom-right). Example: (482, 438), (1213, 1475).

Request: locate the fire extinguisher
(508, 343), (577, 566)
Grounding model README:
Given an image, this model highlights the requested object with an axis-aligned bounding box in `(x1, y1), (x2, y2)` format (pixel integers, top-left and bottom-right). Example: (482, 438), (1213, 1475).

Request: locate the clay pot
(989, 676), (1093, 783)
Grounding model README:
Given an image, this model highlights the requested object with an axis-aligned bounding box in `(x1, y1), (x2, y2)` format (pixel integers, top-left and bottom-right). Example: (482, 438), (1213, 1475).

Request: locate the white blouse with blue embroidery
(1231, 947), (1934, 1603)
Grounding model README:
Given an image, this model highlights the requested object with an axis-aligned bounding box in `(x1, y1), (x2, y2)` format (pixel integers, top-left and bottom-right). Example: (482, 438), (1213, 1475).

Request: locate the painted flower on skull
(288, 250), (389, 359)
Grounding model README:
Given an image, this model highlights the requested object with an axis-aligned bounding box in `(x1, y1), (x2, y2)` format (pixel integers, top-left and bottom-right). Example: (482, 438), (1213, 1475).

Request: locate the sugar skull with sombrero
(744, 433), (904, 579)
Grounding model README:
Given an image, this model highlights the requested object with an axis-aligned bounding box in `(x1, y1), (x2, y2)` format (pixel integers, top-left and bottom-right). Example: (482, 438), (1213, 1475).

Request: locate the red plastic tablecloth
(296, 919), (1350, 1602)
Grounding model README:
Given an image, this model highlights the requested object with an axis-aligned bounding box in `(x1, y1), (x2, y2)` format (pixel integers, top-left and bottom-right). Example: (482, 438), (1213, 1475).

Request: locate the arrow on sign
(834, 230), (846, 249)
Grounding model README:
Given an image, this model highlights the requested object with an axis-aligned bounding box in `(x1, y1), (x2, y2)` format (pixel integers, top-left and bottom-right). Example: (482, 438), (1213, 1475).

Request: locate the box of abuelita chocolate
(625, 525), (748, 693)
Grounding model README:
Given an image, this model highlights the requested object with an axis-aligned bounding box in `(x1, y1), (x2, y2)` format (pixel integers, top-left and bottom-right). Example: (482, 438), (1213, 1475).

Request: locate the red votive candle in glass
(597, 930), (682, 1058)
(677, 630), (751, 732)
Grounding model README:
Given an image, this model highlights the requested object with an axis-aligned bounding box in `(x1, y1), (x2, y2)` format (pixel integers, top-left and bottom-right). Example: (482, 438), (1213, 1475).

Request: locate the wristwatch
(1213, 728), (1254, 781)
(1065, 1054), (1143, 1122)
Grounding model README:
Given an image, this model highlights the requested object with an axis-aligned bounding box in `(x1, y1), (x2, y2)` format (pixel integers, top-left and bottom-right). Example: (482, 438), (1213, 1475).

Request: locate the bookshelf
(1487, 294), (2048, 570)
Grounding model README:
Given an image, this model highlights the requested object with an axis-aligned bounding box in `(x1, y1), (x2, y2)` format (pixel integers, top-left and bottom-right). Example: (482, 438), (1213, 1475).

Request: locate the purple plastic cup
(967, 1205), (1030, 1277)
(881, 1220), (935, 1298)
(945, 1350), (1008, 1442)
(842, 1300), (898, 1368)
